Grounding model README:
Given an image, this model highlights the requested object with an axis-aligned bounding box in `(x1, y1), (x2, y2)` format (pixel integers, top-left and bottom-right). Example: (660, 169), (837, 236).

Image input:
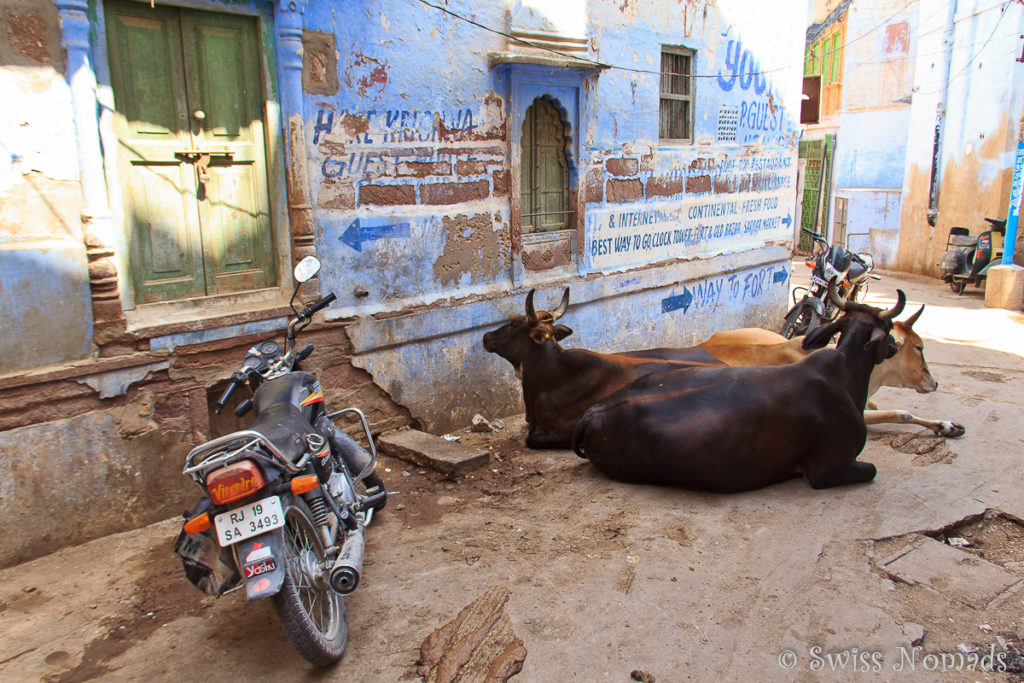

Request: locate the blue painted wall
(286, 0), (805, 428)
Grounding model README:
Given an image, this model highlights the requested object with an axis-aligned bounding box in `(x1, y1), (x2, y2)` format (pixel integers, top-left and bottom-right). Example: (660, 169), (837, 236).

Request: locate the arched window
(520, 97), (570, 233)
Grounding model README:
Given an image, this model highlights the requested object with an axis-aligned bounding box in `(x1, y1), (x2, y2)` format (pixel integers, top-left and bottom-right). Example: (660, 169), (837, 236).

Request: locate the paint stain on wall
(433, 214), (505, 286)
(345, 51), (389, 98)
(301, 30), (339, 95)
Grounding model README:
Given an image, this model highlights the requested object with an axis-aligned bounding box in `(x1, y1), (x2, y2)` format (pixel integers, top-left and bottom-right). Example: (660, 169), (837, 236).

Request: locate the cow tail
(571, 414), (590, 459)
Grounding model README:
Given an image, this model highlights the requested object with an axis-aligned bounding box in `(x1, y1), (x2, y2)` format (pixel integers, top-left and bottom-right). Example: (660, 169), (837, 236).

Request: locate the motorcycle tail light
(207, 459), (266, 505)
(184, 511), (212, 535)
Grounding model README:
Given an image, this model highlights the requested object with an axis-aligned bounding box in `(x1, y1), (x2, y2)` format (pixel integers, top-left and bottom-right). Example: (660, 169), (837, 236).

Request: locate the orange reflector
(291, 474), (320, 495)
(804, 260), (814, 269)
(184, 511), (212, 535)
(207, 459), (266, 505)
(842, 281), (851, 290)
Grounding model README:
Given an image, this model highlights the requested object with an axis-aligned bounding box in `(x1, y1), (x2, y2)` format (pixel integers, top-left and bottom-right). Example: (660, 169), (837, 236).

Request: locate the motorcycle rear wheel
(272, 497), (347, 666)
(780, 305), (820, 339)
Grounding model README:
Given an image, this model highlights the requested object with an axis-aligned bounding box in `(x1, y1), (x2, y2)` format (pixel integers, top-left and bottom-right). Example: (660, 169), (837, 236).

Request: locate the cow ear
(802, 321), (842, 350)
(553, 324), (573, 341)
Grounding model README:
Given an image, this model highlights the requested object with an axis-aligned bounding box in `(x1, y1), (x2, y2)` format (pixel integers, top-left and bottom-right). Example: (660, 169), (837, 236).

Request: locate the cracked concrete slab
(880, 536), (1023, 608)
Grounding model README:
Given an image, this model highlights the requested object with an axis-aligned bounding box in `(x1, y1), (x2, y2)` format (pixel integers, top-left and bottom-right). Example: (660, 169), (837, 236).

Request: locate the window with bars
(659, 46), (694, 142)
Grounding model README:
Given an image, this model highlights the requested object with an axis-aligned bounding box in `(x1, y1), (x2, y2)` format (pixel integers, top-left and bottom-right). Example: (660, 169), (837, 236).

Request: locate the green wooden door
(521, 98), (570, 233)
(106, 0), (274, 304)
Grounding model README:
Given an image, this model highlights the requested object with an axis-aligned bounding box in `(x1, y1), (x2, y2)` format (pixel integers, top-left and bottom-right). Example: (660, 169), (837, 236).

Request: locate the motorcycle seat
(948, 234), (977, 247)
(248, 402), (315, 463)
(847, 259), (868, 282)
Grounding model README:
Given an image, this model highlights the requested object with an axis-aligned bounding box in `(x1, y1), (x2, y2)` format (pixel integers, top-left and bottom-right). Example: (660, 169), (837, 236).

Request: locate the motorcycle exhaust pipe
(328, 523), (364, 595)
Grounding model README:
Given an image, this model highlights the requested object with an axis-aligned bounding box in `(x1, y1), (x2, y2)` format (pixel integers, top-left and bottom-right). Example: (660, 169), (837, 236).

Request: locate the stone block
(605, 158), (639, 177)
(420, 180), (489, 205)
(881, 537), (1022, 608)
(984, 264), (1024, 310)
(378, 429), (489, 475)
(606, 178), (643, 203)
(359, 183), (416, 206)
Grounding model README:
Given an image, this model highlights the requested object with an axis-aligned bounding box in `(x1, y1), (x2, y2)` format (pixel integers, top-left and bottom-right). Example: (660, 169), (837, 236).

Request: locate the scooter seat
(948, 234), (977, 247)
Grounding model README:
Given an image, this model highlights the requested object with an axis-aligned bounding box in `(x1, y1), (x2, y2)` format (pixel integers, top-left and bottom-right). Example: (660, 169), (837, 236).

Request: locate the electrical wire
(414, 0), (923, 80)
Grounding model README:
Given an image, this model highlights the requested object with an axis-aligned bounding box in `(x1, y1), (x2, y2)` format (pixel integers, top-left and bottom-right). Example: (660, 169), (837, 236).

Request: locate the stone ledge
(378, 429), (489, 475)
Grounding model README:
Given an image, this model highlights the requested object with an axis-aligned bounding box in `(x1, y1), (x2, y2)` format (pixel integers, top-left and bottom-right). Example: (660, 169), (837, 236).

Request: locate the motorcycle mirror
(293, 256), (322, 283)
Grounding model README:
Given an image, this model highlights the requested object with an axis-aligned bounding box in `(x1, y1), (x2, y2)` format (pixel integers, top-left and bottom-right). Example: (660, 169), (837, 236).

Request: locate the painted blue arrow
(773, 269), (789, 284)
(782, 214), (793, 228)
(339, 218), (411, 252)
(661, 287), (694, 314)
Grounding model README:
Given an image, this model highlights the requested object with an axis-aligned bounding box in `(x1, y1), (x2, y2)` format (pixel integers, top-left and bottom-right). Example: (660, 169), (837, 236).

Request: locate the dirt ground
(2, 265), (1024, 682)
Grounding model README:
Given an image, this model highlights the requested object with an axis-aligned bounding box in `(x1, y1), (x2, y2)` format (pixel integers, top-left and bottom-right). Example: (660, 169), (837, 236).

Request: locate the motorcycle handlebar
(303, 292), (336, 319)
(214, 371), (247, 413)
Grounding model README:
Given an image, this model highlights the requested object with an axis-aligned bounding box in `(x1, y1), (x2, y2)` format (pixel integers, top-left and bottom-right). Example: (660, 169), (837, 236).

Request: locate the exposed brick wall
(605, 158), (639, 177)
(686, 175), (712, 193)
(646, 176), (683, 198)
(421, 180), (489, 205)
(359, 183), (416, 206)
(492, 170), (509, 197)
(606, 178), (643, 203)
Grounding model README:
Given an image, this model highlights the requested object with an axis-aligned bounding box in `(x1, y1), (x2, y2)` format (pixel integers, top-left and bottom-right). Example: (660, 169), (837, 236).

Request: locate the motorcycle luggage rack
(183, 430), (310, 482)
(326, 407), (377, 484)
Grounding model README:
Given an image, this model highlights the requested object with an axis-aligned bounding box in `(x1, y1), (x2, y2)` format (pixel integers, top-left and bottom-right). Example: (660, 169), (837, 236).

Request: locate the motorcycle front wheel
(272, 497), (347, 666)
(949, 279), (967, 295)
(780, 305), (820, 339)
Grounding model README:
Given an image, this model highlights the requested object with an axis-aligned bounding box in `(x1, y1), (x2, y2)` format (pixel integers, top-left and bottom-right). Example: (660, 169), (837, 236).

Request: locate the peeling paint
(434, 213), (505, 286)
(76, 361), (171, 399)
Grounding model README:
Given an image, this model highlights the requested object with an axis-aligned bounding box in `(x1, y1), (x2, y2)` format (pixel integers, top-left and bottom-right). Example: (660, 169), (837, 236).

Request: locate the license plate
(214, 496), (284, 547)
(810, 272), (829, 288)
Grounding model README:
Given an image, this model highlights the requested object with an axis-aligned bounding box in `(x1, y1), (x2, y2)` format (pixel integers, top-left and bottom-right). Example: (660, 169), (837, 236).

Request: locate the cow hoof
(937, 421), (966, 438)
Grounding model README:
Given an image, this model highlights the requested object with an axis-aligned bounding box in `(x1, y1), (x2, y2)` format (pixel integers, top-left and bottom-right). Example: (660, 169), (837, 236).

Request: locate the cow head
(482, 288), (572, 376)
(871, 305), (938, 395)
(803, 281), (906, 365)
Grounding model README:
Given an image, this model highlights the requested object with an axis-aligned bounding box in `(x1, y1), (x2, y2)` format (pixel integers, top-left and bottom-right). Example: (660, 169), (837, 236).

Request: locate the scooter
(938, 217), (1006, 294)
(173, 255), (386, 666)
(780, 227), (878, 339)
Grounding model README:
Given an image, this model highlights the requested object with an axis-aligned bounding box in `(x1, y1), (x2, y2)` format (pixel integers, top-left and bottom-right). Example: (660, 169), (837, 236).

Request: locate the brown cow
(697, 306), (965, 437)
(572, 286), (907, 491)
(482, 289), (724, 449)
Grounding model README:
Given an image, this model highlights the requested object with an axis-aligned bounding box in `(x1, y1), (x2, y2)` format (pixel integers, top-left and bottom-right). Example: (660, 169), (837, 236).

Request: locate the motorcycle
(173, 255), (386, 666)
(780, 227), (878, 339)
(938, 217), (1006, 294)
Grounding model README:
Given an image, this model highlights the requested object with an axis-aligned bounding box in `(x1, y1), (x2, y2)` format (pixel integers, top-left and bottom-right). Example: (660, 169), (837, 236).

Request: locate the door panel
(106, 0), (275, 304)
(181, 8), (273, 295)
(106, 1), (205, 302)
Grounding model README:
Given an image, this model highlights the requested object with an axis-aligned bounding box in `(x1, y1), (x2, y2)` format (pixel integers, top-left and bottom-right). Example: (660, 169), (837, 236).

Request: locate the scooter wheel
(949, 280), (966, 295)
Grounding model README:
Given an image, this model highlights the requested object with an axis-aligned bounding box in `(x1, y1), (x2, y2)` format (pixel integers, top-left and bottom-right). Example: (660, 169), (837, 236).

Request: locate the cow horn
(550, 288), (570, 321)
(879, 289), (906, 321)
(827, 278), (848, 312)
(903, 304), (924, 328)
(525, 289), (538, 324)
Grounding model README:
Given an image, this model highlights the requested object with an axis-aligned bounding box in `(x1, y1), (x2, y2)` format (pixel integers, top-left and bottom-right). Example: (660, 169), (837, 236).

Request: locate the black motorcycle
(938, 217), (1006, 294)
(780, 227), (877, 339)
(174, 256), (386, 666)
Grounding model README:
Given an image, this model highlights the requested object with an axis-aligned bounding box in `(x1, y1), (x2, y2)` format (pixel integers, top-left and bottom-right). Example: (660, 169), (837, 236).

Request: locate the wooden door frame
(90, 0), (291, 319)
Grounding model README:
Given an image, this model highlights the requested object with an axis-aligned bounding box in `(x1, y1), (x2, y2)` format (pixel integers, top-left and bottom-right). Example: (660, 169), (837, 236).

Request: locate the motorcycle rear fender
(233, 529), (287, 601)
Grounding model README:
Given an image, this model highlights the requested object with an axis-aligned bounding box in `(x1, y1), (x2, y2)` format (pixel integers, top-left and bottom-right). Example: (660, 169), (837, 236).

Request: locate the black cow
(572, 284), (906, 491)
(482, 288), (724, 449)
